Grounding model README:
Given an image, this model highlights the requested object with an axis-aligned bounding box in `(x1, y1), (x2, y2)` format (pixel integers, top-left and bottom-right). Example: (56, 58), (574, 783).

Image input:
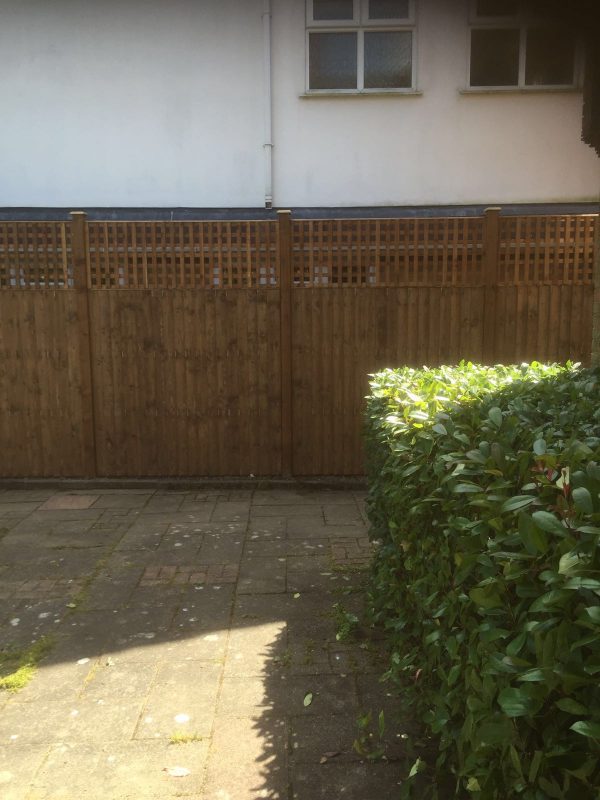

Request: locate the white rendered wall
(271, 0), (600, 207)
(0, 0), (266, 207)
(0, 0), (598, 208)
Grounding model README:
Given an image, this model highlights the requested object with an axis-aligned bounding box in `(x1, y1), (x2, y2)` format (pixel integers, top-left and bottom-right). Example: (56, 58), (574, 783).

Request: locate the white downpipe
(262, 0), (274, 208)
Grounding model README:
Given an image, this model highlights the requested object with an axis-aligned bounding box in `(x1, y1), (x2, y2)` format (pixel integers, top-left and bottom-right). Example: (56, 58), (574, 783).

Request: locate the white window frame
(305, 0), (418, 95)
(467, 0), (582, 91)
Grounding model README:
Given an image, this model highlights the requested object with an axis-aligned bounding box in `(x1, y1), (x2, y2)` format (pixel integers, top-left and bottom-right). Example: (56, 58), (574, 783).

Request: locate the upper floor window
(469, 0), (579, 89)
(306, 0), (416, 92)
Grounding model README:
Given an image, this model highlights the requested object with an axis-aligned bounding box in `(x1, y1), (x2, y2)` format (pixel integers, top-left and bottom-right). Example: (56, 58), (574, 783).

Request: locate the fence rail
(0, 208), (597, 477)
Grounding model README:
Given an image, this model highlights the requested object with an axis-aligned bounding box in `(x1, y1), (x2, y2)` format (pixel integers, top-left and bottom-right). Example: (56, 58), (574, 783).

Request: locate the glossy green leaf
(497, 687), (539, 717)
(501, 495), (536, 513)
(564, 577), (600, 591)
(570, 720), (600, 739)
(488, 407), (503, 428)
(528, 750), (543, 784)
(532, 511), (567, 536)
(453, 483), (482, 494)
(558, 551), (581, 576)
(469, 587), (503, 609)
(555, 698), (587, 715)
(572, 486), (594, 514)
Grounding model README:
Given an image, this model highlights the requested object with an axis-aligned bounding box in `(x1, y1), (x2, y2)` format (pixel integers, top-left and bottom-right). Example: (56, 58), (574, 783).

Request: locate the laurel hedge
(365, 363), (600, 799)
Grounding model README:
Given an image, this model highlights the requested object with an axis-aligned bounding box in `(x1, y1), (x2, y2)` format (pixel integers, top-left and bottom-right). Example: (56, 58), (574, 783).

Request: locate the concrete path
(0, 488), (405, 799)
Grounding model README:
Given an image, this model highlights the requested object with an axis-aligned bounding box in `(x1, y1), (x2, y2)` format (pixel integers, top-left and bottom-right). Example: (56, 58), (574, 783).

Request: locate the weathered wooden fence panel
(0, 291), (93, 476)
(89, 289), (282, 477)
(291, 286), (487, 475)
(0, 210), (596, 477)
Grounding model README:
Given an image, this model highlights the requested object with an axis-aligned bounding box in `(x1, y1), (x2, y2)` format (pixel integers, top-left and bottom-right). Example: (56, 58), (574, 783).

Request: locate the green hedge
(364, 363), (600, 799)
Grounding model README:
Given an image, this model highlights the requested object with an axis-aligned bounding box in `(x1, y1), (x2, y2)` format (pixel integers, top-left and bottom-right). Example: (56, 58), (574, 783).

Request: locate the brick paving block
(39, 495), (99, 511)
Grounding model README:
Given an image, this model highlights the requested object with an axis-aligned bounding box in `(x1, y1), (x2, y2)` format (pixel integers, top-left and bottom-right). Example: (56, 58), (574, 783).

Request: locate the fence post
(482, 207), (501, 365)
(278, 210), (293, 476)
(70, 211), (97, 477)
(592, 215), (600, 367)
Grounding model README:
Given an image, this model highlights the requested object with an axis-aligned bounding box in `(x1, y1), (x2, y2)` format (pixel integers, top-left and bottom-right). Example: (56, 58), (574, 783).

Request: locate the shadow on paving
(0, 487), (412, 800)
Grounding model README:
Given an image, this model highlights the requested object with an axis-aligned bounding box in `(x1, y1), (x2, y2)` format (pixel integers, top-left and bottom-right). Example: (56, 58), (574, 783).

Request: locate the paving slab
(0, 486), (409, 799)
(39, 496), (99, 511)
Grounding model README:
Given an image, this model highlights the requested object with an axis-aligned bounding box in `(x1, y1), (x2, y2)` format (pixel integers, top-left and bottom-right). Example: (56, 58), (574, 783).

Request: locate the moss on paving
(0, 636), (54, 692)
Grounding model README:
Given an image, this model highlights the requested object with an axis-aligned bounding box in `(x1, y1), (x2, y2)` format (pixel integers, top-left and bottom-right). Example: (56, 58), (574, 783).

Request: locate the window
(306, 0), (416, 93)
(469, 0), (578, 89)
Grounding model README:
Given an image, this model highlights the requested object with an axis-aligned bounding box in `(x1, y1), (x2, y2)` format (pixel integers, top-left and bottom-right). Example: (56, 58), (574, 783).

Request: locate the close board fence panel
(0, 209), (596, 477)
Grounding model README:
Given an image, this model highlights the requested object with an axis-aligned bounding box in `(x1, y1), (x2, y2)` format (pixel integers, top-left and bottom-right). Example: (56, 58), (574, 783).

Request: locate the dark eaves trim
(0, 203), (598, 222)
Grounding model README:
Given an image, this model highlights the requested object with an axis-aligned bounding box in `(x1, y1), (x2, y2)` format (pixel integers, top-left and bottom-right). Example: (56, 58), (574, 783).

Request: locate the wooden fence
(0, 208), (597, 477)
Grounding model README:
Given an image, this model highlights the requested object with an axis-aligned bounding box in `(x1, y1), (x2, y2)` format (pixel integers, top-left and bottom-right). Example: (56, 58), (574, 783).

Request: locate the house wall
(0, 0), (266, 207)
(0, 0), (598, 208)
(272, 0), (600, 207)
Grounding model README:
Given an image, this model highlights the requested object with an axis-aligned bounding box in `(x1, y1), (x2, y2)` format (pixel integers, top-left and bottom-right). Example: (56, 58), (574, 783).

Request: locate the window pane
(475, 0), (518, 16)
(525, 27), (575, 85)
(312, 0), (354, 20)
(368, 0), (410, 19)
(309, 32), (357, 89)
(364, 31), (412, 88)
(470, 28), (520, 86)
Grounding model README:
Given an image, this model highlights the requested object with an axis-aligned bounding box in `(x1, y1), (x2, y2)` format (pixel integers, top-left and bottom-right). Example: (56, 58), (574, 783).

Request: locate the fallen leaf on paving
(293, 593), (301, 599)
(319, 751), (341, 764)
(163, 767), (190, 777)
(303, 693), (313, 707)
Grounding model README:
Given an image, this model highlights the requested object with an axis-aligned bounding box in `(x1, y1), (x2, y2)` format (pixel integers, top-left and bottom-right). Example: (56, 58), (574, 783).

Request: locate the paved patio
(0, 487), (407, 799)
